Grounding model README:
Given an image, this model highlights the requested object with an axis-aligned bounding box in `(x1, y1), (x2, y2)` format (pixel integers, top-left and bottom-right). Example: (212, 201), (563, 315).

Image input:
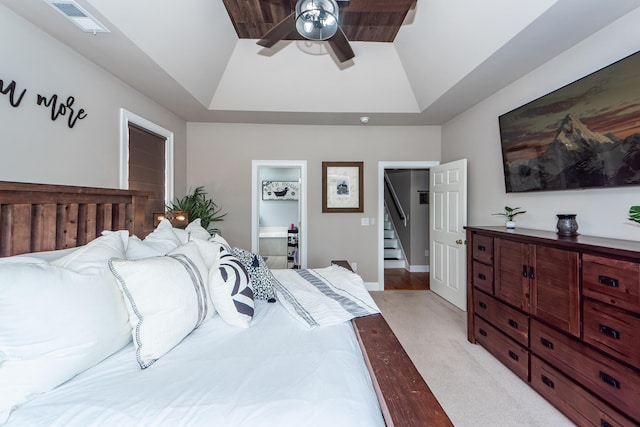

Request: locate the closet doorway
(251, 160), (307, 269)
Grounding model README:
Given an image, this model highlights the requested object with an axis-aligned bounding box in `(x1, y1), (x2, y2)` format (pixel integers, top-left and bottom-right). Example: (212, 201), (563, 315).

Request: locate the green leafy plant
(629, 206), (640, 224)
(166, 186), (226, 233)
(493, 206), (526, 221)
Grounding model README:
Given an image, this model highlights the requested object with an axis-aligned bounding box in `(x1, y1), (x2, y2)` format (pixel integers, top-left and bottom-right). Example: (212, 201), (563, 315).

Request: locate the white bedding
(272, 266), (380, 327)
(5, 300), (385, 427)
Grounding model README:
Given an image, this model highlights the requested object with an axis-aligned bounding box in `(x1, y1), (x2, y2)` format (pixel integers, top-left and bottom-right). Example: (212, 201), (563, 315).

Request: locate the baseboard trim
(384, 259), (406, 269)
(364, 282), (382, 292)
(407, 265), (430, 273)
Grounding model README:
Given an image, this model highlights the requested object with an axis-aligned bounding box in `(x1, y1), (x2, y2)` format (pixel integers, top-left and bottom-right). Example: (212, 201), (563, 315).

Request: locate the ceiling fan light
(295, 0), (339, 41)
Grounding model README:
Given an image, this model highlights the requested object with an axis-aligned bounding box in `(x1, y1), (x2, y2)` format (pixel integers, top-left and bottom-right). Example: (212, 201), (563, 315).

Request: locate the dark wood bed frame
(0, 181), (452, 427)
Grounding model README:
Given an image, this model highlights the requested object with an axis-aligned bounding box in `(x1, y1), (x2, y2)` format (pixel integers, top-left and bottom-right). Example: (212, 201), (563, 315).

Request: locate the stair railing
(384, 171), (407, 227)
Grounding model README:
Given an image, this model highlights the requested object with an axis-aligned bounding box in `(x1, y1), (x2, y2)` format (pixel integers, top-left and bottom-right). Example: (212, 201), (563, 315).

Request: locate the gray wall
(410, 170), (429, 267)
(0, 4), (187, 192)
(442, 7), (640, 241)
(187, 123), (441, 282)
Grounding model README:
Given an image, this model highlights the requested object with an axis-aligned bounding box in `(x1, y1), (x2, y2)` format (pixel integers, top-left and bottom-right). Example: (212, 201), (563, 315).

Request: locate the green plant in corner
(166, 186), (227, 234)
(493, 206), (526, 221)
(629, 206), (640, 224)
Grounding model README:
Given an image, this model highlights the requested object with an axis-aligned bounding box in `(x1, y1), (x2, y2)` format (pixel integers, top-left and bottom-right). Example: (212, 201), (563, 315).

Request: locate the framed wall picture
(322, 161), (363, 213)
(262, 181), (299, 200)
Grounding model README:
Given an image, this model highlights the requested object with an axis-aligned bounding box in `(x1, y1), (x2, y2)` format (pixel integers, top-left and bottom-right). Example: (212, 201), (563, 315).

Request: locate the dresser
(466, 226), (640, 426)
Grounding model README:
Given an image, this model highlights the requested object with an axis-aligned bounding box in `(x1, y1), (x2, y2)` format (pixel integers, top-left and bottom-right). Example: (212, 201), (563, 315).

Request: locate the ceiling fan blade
(328, 28), (355, 63)
(257, 12), (296, 48)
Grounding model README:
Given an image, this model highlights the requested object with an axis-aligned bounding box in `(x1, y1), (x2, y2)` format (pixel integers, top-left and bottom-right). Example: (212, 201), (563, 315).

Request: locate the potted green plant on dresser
(493, 206), (526, 229)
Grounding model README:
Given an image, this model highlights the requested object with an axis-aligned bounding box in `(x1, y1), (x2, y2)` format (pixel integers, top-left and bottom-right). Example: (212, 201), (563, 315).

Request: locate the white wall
(442, 7), (640, 241)
(0, 4), (187, 191)
(187, 123), (441, 282)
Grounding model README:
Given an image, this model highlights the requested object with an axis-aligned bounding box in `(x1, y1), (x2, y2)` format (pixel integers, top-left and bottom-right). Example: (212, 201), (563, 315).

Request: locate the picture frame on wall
(322, 161), (364, 213)
(262, 181), (300, 200)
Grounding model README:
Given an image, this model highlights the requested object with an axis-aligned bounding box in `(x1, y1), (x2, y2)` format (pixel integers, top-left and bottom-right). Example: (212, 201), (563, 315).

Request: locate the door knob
(456, 239), (464, 245)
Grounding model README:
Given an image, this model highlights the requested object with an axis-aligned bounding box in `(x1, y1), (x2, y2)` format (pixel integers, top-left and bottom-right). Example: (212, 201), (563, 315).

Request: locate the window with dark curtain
(128, 124), (166, 232)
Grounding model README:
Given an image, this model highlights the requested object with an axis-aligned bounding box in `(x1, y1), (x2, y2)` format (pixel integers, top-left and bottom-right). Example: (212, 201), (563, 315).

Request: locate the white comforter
(6, 299), (385, 427)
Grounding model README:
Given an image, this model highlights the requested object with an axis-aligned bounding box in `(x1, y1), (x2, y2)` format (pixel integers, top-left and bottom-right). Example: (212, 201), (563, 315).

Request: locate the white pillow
(0, 233), (130, 423)
(109, 242), (214, 369)
(173, 218), (211, 244)
(125, 220), (181, 259)
(53, 230), (129, 272)
(191, 238), (224, 269)
(15, 246), (78, 262)
(208, 248), (254, 328)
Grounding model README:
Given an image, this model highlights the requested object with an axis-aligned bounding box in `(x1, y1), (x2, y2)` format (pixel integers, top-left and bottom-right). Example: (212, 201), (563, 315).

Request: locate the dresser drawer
(531, 319), (640, 422)
(583, 299), (640, 368)
(474, 315), (529, 381)
(531, 356), (636, 427)
(472, 234), (493, 265)
(472, 261), (494, 294)
(474, 289), (529, 347)
(583, 254), (640, 313)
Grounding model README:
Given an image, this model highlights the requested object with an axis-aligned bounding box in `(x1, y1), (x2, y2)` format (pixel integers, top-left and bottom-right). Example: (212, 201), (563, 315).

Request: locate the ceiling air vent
(44, 0), (110, 33)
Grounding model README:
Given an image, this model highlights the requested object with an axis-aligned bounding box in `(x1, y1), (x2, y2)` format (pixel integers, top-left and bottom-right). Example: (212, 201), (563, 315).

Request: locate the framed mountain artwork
(498, 50), (640, 193)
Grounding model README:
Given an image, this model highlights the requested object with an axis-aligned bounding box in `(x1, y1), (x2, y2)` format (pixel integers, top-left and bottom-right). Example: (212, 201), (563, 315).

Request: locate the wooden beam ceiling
(222, 0), (415, 42)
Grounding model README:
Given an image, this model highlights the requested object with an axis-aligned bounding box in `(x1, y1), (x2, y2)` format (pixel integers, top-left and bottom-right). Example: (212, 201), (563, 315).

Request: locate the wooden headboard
(0, 181), (150, 257)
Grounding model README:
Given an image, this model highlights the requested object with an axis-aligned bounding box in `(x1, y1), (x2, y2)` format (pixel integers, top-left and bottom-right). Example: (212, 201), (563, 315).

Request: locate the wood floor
(384, 269), (430, 290)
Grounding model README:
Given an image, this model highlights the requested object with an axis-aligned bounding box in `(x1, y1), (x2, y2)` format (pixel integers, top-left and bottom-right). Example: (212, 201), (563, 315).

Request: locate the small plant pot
(505, 221), (516, 229)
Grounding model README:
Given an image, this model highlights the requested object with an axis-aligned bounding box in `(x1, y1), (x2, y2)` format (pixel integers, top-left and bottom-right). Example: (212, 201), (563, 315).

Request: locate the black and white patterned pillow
(209, 249), (254, 328)
(231, 247), (277, 302)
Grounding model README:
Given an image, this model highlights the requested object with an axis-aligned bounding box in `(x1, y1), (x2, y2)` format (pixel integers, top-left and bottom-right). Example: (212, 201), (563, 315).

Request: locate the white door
(429, 159), (468, 310)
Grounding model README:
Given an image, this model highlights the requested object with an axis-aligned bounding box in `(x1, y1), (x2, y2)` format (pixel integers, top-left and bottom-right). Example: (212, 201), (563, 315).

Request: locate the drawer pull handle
(479, 328), (487, 337)
(508, 350), (519, 361)
(478, 273), (487, 280)
(522, 265), (528, 278)
(540, 337), (554, 350)
(477, 245), (486, 252)
(598, 275), (619, 288)
(479, 302), (487, 309)
(599, 324), (620, 340)
(529, 266), (535, 279)
(541, 375), (554, 389)
(600, 420), (613, 427)
(599, 371), (620, 389)
(508, 319), (518, 329)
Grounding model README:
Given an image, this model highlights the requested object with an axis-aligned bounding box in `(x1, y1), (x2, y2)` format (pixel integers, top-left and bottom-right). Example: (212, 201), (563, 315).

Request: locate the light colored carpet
(370, 290), (575, 427)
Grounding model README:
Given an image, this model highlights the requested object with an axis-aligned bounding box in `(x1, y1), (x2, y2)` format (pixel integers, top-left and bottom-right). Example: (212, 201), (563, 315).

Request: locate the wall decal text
(1, 77), (88, 128)
(37, 94), (87, 129)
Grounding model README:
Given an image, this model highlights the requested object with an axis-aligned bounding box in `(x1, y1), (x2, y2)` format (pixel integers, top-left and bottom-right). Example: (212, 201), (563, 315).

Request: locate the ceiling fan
(256, 0), (355, 63)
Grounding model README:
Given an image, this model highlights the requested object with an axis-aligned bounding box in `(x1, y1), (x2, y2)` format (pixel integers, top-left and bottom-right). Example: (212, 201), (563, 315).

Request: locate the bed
(0, 181), (451, 427)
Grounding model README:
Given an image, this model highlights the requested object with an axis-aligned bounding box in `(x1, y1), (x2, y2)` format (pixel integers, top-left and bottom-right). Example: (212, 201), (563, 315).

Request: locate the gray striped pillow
(109, 242), (212, 368)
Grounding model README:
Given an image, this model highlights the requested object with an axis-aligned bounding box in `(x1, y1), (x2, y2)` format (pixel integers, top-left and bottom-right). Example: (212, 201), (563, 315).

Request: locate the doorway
(251, 160), (307, 269)
(378, 161), (439, 290)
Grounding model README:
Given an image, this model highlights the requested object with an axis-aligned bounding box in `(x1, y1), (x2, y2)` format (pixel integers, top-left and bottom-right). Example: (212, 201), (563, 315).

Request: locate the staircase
(384, 206), (406, 269)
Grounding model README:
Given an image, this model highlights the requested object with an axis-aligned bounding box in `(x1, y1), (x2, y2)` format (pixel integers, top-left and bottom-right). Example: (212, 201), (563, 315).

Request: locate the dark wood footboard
(353, 314), (452, 427)
(332, 260), (452, 426)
